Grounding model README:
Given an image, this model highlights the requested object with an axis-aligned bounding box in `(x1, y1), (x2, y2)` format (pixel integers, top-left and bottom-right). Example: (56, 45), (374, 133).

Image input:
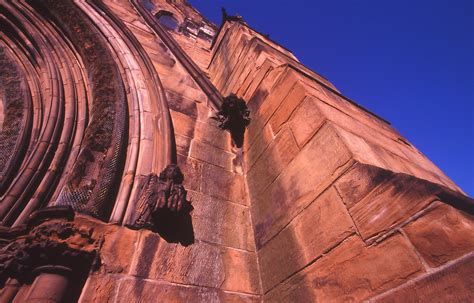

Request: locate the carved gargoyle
(213, 94), (250, 147)
(131, 164), (187, 229)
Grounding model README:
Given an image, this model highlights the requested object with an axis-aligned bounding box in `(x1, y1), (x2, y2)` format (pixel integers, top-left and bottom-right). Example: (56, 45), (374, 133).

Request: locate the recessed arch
(155, 11), (179, 31)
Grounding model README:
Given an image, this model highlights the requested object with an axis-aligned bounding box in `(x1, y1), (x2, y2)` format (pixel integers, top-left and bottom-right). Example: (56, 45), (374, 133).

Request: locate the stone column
(0, 279), (20, 303)
(24, 266), (71, 303)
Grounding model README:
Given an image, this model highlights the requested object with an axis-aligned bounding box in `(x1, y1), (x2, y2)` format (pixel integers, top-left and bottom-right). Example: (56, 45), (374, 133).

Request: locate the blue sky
(189, 0), (473, 196)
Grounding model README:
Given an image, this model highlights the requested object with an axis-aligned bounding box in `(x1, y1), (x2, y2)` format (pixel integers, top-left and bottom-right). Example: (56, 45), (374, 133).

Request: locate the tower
(0, 0), (472, 302)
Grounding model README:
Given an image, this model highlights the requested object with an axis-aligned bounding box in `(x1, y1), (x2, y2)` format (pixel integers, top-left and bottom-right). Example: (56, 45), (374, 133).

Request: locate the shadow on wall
(151, 201), (195, 246)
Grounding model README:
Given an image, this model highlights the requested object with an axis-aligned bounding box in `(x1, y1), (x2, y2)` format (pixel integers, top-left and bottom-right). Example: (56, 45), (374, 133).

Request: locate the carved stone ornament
(221, 7), (244, 23)
(214, 94), (250, 130)
(213, 94), (250, 147)
(0, 221), (100, 284)
(130, 164), (188, 229)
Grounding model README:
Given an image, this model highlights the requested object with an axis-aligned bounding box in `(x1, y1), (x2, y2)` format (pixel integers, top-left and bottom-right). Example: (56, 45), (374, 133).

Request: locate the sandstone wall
(0, 0), (472, 302)
(78, 0), (260, 301)
(208, 20), (474, 302)
(0, 0), (260, 301)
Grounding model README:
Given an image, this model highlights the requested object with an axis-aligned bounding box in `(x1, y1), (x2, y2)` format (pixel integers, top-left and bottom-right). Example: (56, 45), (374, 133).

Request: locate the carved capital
(0, 221), (100, 284)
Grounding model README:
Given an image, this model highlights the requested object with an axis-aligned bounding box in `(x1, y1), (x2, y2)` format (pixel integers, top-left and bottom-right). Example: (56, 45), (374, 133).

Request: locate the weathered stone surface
(403, 203), (474, 267)
(246, 127), (299, 201)
(254, 70), (301, 127)
(349, 173), (441, 241)
(201, 163), (246, 205)
(371, 253), (474, 303)
(79, 274), (119, 302)
(334, 125), (388, 169)
(188, 191), (255, 251)
(244, 124), (274, 171)
(335, 162), (393, 208)
(175, 133), (192, 156)
(130, 231), (260, 293)
(177, 154), (203, 192)
(74, 215), (140, 274)
(258, 187), (355, 292)
(190, 139), (233, 170)
(288, 96), (325, 147)
(2, 1), (471, 302)
(99, 225), (140, 274)
(268, 81), (307, 134)
(265, 235), (424, 302)
(246, 68), (300, 145)
(221, 248), (262, 294)
(171, 110), (196, 138)
(194, 120), (231, 152)
(166, 91), (198, 118)
(252, 123), (353, 248)
(246, 66), (285, 115)
(241, 58), (275, 101)
(115, 278), (260, 303)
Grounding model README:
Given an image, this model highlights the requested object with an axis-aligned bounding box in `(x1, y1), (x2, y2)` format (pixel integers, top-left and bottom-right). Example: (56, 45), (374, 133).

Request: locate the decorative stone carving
(131, 164), (188, 229)
(213, 94), (250, 147)
(221, 8), (244, 23)
(0, 221), (100, 284)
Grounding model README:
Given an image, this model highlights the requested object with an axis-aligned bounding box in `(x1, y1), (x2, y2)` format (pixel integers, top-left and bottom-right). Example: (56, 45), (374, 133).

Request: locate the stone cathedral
(0, 0), (472, 302)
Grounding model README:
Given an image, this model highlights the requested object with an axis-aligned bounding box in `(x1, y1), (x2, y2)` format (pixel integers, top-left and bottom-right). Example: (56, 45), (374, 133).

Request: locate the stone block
(221, 248), (262, 294)
(334, 125), (387, 169)
(115, 278), (260, 303)
(241, 59), (275, 101)
(254, 70), (300, 128)
(246, 127), (299, 200)
(244, 124), (273, 171)
(170, 110), (195, 139)
(166, 91), (198, 119)
(258, 187), (355, 292)
(349, 173), (440, 241)
(252, 123), (352, 248)
(403, 203), (474, 267)
(190, 139), (233, 170)
(188, 191), (255, 251)
(371, 253), (474, 303)
(99, 226), (140, 274)
(130, 231), (259, 293)
(131, 232), (223, 288)
(288, 96), (325, 147)
(264, 235), (424, 302)
(268, 81), (307, 134)
(247, 65), (285, 115)
(194, 120), (231, 152)
(335, 163), (393, 208)
(74, 215), (140, 274)
(175, 133), (191, 156)
(201, 163), (246, 205)
(79, 274), (119, 303)
(177, 154), (202, 192)
(246, 68), (300, 146)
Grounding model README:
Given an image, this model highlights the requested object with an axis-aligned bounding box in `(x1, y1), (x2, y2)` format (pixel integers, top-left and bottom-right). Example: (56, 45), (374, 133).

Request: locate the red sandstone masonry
(209, 18), (474, 302)
(264, 235), (425, 302)
(97, 0), (262, 299)
(369, 253), (474, 303)
(1, 1), (473, 302)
